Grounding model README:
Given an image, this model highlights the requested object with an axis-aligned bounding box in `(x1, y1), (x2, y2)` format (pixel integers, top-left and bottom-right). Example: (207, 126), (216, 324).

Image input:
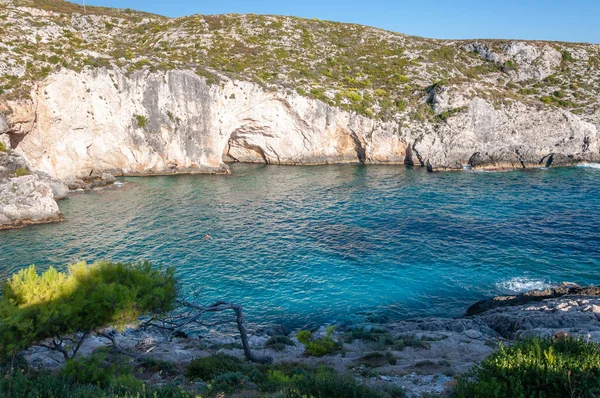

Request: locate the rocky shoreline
(0, 149), (120, 230)
(22, 284), (600, 397)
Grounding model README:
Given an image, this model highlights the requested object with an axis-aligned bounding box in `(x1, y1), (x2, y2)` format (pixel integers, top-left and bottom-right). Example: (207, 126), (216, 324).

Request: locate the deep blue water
(1, 164), (600, 330)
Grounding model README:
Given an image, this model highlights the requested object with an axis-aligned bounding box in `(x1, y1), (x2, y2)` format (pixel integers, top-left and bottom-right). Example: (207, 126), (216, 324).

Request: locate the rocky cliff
(1, 0), (600, 225)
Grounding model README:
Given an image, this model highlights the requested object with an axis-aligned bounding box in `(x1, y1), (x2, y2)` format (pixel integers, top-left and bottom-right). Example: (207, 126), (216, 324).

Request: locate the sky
(78, 0), (600, 44)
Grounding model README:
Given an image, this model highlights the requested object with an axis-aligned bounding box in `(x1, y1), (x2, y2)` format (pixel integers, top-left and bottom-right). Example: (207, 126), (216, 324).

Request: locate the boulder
(0, 174), (64, 229)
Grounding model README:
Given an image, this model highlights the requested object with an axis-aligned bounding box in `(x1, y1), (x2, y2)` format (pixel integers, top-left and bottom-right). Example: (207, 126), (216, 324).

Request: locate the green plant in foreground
(186, 353), (244, 381)
(297, 326), (343, 357)
(454, 337), (600, 398)
(0, 260), (177, 359)
(185, 356), (405, 397)
(0, 142), (6, 152)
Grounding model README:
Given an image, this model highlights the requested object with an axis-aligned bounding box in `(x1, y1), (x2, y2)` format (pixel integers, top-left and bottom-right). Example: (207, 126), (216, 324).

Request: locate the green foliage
(0, 261), (177, 358)
(184, 357), (404, 397)
(344, 327), (390, 343)
(437, 107), (465, 121)
(139, 357), (178, 376)
(0, 142), (6, 152)
(0, 370), (194, 397)
(296, 330), (312, 345)
(134, 114), (149, 129)
(454, 337), (600, 398)
(562, 50), (575, 62)
(391, 335), (432, 351)
(359, 351), (397, 367)
(61, 351), (139, 389)
(84, 57), (111, 68)
(210, 371), (250, 393)
(14, 167), (29, 177)
(290, 366), (405, 398)
(185, 354), (243, 381)
(502, 60), (519, 73)
(265, 335), (295, 351)
(540, 94), (574, 108)
(297, 326), (343, 357)
(195, 68), (221, 86)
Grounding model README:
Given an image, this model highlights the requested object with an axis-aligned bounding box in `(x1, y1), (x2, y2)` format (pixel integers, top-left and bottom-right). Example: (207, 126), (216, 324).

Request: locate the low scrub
(297, 326), (343, 357)
(358, 351), (397, 367)
(454, 337), (600, 398)
(264, 335), (295, 351)
(185, 356), (404, 397)
(186, 353), (244, 381)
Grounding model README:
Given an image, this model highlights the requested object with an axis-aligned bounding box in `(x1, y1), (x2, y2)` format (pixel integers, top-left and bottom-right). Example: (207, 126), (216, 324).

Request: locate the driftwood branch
(142, 300), (272, 364)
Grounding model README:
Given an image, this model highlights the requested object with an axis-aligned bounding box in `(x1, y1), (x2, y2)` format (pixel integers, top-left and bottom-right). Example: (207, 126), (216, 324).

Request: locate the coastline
(22, 284), (600, 397)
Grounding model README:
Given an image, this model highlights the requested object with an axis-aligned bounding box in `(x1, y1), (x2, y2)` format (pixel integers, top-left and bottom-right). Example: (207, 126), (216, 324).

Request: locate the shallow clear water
(1, 164), (600, 329)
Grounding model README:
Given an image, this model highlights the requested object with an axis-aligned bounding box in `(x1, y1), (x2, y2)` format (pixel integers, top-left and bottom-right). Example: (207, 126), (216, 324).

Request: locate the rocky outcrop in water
(0, 150), (66, 229)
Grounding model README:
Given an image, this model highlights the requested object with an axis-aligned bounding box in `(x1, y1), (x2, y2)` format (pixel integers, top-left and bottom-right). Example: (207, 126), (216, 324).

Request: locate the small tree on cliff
(0, 261), (177, 360)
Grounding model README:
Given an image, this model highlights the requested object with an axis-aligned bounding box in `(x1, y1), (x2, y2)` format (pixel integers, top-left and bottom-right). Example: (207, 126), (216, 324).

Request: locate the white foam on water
(496, 277), (552, 294)
(113, 181), (126, 187)
(577, 163), (600, 169)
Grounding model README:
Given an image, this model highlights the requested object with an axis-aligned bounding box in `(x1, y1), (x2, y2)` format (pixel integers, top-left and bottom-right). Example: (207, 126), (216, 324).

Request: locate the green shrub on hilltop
(454, 337), (600, 398)
(0, 260), (177, 358)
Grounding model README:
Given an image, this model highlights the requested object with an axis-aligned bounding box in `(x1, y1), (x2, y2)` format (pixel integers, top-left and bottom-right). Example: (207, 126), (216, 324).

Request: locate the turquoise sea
(1, 164), (600, 329)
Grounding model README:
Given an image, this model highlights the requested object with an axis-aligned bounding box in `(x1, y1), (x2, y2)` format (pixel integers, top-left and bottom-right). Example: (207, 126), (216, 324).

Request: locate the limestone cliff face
(2, 67), (597, 180)
(8, 68), (404, 180)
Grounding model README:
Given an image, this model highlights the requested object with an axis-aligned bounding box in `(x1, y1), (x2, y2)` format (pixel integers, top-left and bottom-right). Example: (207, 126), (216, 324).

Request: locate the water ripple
(1, 164), (600, 329)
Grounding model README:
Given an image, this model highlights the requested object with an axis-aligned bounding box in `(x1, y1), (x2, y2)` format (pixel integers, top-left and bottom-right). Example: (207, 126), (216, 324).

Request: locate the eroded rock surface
(2, 68), (597, 180)
(0, 150), (67, 229)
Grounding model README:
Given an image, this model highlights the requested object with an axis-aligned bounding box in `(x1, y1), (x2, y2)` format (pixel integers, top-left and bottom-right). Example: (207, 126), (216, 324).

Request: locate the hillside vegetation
(0, 0), (599, 124)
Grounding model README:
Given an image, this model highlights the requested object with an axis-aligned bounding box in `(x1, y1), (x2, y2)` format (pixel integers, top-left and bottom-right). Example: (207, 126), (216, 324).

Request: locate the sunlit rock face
(3, 68), (597, 179)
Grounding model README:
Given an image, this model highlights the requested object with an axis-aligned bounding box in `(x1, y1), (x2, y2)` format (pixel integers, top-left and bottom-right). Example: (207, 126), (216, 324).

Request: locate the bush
(454, 337), (600, 398)
(134, 114), (149, 129)
(297, 326), (343, 357)
(296, 329), (312, 344)
(392, 335), (431, 351)
(0, 370), (195, 397)
(359, 351), (397, 367)
(139, 357), (178, 376)
(0, 142), (6, 152)
(211, 371), (250, 394)
(291, 366), (404, 398)
(0, 261), (177, 358)
(265, 335), (295, 351)
(344, 327), (390, 343)
(61, 351), (139, 389)
(14, 167), (29, 176)
(185, 354), (243, 381)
